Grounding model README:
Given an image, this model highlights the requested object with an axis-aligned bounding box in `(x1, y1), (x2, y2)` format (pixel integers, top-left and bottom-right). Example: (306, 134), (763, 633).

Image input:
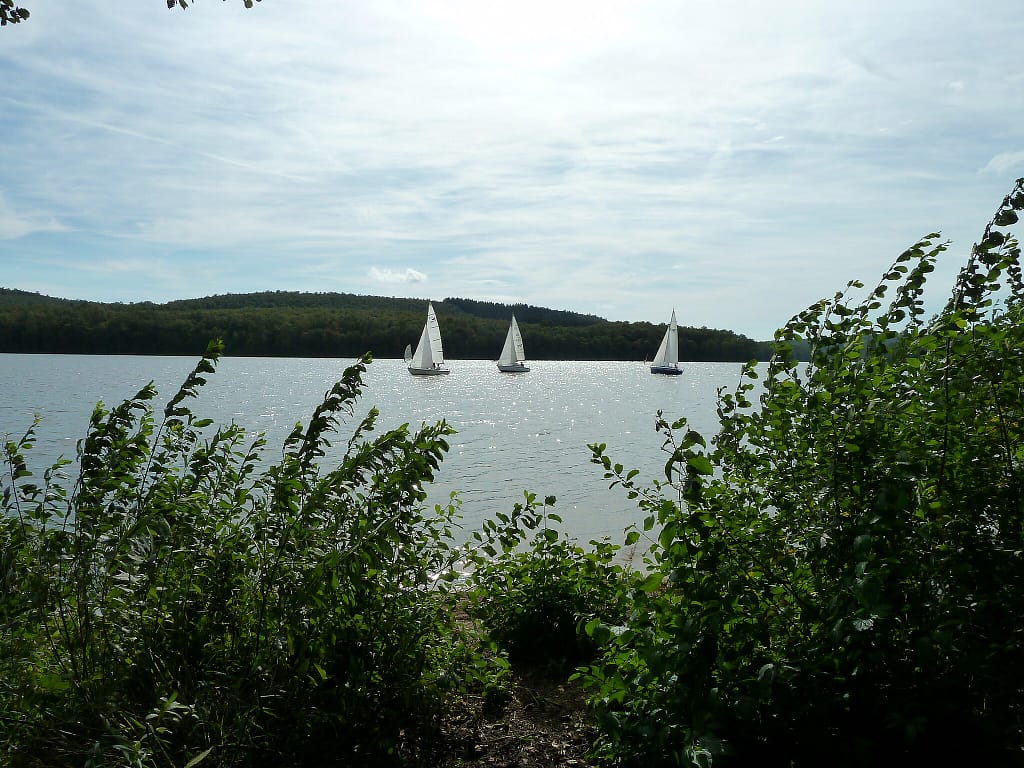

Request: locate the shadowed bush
(581, 179), (1024, 767)
(466, 494), (632, 674)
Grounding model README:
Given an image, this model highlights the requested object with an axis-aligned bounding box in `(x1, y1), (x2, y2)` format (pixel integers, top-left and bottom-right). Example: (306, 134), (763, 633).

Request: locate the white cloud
(0, 193), (66, 240)
(980, 151), (1024, 176)
(369, 267), (427, 284)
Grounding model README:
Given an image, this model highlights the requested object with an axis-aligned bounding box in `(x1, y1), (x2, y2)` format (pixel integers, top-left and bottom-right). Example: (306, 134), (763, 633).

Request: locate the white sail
(510, 316), (526, 363)
(498, 315), (526, 366)
(650, 310), (680, 374)
(426, 302), (445, 363)
(408, 302), (449, 374)
(410, 323), (433, 369)
(497, 314), (530, 372)
(498, 329), (514, 366)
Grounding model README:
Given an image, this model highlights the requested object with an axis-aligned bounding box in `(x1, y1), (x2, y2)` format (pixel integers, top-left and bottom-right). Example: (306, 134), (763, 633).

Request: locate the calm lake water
(0, 354), (749, 545)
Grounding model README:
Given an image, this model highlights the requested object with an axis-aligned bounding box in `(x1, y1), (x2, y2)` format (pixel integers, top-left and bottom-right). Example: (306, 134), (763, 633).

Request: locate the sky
(1, 0), (1023, 340)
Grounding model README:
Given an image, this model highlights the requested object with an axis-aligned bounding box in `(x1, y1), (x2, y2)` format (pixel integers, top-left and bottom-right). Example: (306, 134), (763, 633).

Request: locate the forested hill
(0, 287), (772, 361)
(162, 291), (605, 327)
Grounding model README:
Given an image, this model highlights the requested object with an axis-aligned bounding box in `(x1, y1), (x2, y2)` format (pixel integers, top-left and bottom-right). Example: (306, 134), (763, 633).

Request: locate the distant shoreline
(0, 287), (782, 361)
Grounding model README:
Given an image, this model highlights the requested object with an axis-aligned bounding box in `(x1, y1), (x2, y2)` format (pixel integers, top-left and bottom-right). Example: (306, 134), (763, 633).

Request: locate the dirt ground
(438, 668), (596, 767)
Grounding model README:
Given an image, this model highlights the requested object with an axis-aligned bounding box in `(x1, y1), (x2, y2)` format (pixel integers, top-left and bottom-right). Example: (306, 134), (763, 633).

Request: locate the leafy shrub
(0, 346), (487, 767)
(581, 179), (1024, 766)
(467, 493), (631, 674)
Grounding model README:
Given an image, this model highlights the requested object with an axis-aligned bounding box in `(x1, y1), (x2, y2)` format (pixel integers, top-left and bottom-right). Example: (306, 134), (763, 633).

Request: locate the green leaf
(687, 455), (714, 475)
(637, 572), (663, 592)
(585, 620), (613, 645)
(184, 748), (214, 768)
(994, 209), (1019, 227)
(36, 673), (69, 692)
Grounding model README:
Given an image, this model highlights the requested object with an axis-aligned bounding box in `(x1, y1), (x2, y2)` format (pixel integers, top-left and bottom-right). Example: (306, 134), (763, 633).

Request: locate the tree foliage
(0, 0), (28, 26)
(0, 290), (769, 362)
(581, 178), (1024, 766)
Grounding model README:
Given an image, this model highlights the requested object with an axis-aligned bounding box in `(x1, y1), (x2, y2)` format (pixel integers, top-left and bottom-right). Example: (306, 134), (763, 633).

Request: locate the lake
(0, 354), (749, 545)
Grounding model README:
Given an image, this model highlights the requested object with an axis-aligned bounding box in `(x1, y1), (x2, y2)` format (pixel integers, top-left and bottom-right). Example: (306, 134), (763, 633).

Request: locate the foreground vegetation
(580, 178), (1024, 765)
(3, 179), (1023, 767)
(0, 290), (766, 362)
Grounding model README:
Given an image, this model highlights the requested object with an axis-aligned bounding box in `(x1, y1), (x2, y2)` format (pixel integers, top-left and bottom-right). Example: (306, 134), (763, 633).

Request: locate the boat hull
(497, 363), (530, 373)
(650, 365), (682, 375)
(408, 366), (450, 376)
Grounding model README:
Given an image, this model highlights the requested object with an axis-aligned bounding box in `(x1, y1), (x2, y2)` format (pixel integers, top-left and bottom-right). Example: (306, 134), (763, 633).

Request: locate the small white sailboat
(496, 314), (530, 373)
(405, 302), (450, 375)
(650, 309), (682, 375)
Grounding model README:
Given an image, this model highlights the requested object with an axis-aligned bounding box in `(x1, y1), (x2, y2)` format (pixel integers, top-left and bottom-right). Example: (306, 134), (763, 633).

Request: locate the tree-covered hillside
(0, 287), (75, 307)
(0, 289), (771, 361)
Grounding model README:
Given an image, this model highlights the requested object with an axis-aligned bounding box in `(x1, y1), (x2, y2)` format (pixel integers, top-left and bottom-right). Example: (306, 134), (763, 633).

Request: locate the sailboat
(405, 302), (450, 375)
(650, 309), (682, 375)
(496, 314), (530, 373)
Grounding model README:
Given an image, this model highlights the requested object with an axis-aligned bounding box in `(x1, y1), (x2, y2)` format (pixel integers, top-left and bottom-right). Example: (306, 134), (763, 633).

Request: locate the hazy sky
(2, 1), (1022, 339)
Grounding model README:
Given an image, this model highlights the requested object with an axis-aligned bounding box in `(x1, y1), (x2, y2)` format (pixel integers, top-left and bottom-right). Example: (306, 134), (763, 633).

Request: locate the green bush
(581, 179), (1024, 766)
(467, 494), (631, 673)
(0, 347), (487, 767)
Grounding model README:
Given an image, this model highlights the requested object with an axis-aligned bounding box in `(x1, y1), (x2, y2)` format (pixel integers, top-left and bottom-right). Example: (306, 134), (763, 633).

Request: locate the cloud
(1, 1), (1023, 338)
(368, 267), (427, 284)
(0, 193), (67, 240)
(980, 151), (1024, 176)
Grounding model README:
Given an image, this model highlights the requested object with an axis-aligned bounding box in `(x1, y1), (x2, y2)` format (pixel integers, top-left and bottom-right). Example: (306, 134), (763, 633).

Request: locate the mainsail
(498, 315), (526, 366)
(408, 302), (448, 374)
